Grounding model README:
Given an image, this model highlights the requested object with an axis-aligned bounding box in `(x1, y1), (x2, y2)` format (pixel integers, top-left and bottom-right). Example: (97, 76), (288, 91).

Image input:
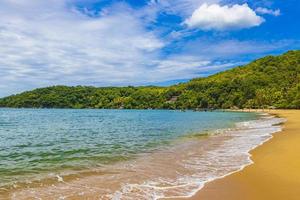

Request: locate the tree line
(0, 50), (299, 109)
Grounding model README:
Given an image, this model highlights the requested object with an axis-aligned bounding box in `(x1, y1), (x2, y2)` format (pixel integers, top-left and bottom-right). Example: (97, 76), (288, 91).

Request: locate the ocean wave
(109, 114), (285, 200)
(7, 113), (285, 200)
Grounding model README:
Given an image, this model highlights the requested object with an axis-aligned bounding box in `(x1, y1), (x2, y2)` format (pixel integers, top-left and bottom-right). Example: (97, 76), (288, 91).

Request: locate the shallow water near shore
(0, 109), (283, 199)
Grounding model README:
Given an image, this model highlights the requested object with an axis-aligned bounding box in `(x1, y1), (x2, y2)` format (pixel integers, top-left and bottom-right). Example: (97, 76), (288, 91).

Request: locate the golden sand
(177, 110), (300, 200)
(3, 110), (299, 200)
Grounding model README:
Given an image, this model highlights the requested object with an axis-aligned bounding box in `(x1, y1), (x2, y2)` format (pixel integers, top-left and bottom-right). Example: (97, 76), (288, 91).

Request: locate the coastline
(2, 110), (277, 200)
(175, 109), (300, 200)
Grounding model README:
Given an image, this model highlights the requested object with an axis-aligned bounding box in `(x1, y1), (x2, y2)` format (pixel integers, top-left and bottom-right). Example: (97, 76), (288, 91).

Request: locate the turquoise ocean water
(0, 109), (257, 188)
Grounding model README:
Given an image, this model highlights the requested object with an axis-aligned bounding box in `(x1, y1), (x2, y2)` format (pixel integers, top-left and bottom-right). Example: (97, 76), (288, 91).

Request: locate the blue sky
(0, 0), (299, 97)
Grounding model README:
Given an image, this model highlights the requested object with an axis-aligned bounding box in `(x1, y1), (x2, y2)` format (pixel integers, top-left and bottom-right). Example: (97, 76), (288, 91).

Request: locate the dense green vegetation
(1, 50), (300, 109)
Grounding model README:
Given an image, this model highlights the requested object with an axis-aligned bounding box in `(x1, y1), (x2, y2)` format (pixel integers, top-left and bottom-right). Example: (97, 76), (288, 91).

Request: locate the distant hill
(1, 50), (299, 109)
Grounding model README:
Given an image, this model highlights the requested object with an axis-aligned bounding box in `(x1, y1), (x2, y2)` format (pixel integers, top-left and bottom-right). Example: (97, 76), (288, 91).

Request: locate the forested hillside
(0, 50), (299, 109)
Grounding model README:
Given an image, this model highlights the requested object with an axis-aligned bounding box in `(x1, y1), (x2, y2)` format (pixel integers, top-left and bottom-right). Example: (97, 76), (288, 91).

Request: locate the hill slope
(0, 50), (299, 109)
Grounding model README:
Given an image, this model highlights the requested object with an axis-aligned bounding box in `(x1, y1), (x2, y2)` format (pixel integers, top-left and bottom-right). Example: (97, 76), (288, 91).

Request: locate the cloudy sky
(0, 0), (299, 97)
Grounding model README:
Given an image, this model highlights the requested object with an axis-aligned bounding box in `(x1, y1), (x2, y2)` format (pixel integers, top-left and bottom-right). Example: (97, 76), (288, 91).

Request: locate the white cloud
(0, 1), (163, 96)
(185, 3), (265, 30)
(255, 7), (281, 16)
(1, 0), (248, 97)
(0, 1), (290, 97)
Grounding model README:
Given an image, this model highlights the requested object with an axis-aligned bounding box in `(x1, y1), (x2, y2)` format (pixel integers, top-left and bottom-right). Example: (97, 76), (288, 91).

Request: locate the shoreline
(2, 111), (277, 200)
(161, 111), (284, 200)
(177, 109), (300, 200)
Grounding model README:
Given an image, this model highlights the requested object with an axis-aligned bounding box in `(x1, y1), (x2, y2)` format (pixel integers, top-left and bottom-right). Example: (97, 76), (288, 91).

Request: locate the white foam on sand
(10, 114), (285, 200)
(110, 114), (285, 200)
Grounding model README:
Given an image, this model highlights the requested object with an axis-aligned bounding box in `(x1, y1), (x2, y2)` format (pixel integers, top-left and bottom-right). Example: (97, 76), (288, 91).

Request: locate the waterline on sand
(5, 113), (284, 200)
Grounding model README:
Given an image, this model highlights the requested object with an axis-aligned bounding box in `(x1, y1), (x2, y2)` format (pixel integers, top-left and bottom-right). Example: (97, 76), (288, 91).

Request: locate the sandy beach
(1, 110), (298, 200)
(175, 110), (300, 200)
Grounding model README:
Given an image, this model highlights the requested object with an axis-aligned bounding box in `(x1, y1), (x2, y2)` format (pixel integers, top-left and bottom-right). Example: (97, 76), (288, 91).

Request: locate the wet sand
(180, 110), (300, 200)
(1, 111), (287, 200)
(3, 111), (282, 200)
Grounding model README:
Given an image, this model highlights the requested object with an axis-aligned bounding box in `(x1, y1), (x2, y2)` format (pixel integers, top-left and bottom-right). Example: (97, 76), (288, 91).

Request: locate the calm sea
(0, 109), (255, 186)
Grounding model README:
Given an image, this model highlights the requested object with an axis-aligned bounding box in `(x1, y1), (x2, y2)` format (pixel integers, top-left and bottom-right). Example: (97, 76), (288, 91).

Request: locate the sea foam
(109, 114), (285, 199)
(7, 112), (284, 200)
